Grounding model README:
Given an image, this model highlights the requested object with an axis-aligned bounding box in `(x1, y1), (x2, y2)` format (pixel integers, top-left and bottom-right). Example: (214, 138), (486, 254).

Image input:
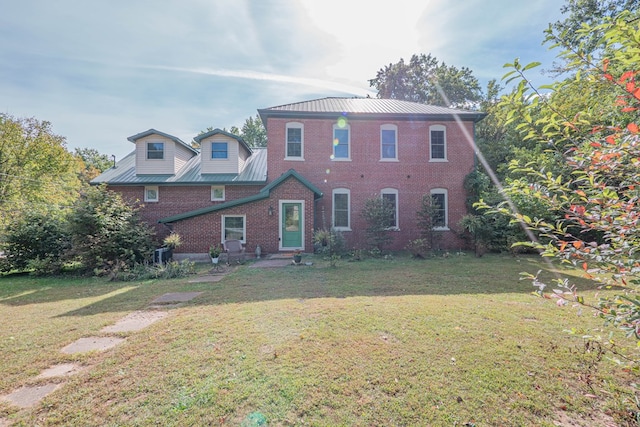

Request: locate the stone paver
(1, 384), (60, 408)
(188, 274), (226, 283)
(36, 363), (85, 379)
(150, 292), (203, 304)
(249, 259), (295, 268)
(60, 336), (125, 354)
(101, 310), (168, 333)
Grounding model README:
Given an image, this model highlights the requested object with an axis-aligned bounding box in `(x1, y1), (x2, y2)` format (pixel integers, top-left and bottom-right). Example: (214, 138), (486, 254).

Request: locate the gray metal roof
(91, 148), (267, 185)
(258, 97), (486, 122)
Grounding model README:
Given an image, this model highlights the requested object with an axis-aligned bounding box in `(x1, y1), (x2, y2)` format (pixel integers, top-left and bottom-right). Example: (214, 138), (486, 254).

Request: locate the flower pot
(293, 254), (302, 264)
(211, 257), (219, 264)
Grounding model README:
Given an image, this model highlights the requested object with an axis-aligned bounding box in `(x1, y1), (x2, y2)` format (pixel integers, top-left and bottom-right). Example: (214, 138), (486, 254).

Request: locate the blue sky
(0, 0), (565, 160)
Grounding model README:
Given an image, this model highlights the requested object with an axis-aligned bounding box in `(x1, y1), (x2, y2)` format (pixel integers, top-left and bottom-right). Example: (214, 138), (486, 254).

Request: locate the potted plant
(209, 244), (222, 264)
(162, 233), (182, 261)
(293, 249), (302, 264)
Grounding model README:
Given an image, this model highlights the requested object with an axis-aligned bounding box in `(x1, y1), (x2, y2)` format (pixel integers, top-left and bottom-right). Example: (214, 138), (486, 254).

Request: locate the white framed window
(429, 125), (447, 161)
(332, 123), (350, 160)
(285, 122), (304, 159)
(147, 142), (164, 160)
(222, 215), (246, 243)
(430, 188), (448, 229)
(212, 142), (228, 159)
(380, 124), (398, 161)
(381, 188), (399, 229)
(332, 188), (351, 230)
(144, 186), (159, 202)
(211, 185), (225, 201)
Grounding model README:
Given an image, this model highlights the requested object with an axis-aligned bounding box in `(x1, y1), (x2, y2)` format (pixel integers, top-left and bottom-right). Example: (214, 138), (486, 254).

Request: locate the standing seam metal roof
(90, 148), (267, 185)
(258, 97), (486, 120)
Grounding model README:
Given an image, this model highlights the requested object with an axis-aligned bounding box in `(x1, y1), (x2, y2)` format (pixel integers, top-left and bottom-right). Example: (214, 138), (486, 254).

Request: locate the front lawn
(0, 254), (637, 426)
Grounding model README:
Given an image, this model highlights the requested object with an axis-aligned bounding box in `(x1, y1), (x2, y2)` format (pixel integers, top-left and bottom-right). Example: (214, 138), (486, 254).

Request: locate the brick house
(92, 97), (485, 257)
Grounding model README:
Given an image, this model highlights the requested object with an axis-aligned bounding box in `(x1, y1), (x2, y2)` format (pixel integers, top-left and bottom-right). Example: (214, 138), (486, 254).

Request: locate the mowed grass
(0, 254), (637, 426)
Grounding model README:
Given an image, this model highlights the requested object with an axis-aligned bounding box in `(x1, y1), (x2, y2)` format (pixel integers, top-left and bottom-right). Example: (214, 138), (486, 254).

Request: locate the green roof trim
(193, 128), (253, 154)
(158, 169), (323, 223)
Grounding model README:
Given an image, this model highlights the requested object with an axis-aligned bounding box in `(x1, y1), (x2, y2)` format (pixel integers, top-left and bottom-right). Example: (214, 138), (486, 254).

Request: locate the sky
(0, 0), (566, 160)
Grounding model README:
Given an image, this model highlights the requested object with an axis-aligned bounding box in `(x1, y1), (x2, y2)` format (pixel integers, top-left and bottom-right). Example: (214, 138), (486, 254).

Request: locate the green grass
(0, 254), (637, 426)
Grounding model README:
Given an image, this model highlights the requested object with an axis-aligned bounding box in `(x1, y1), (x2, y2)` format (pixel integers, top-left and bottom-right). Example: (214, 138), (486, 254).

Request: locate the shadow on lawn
(0, 254), (607, 317)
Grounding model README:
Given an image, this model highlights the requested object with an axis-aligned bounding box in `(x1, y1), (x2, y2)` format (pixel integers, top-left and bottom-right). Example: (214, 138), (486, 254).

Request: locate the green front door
(281, 202), (302, 249)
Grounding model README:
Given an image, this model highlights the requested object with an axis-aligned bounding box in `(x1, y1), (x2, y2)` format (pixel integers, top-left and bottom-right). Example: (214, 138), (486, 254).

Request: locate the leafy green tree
(486, 11), (640, 352)
(241, 114), (267, 147)
(74, 147), (113, 183)
(0, 208), (70, 273)
(368, 53), (482, 107)
(551, 0), (639, 56)
(0, 114), (81, 225)
(361, 196), (395, 253)
(67, 185), (156, 274)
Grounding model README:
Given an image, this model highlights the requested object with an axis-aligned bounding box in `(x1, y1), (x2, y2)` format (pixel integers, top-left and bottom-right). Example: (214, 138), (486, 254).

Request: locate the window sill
(333, 227), (352, 232)
(284, 157), (305, 161)
(385, 227), (400, 231)
(429, 159), (448, 163)
(433, 226), (450, 231)
(332, 158), (351, 162)
(379, 158), (399, 162)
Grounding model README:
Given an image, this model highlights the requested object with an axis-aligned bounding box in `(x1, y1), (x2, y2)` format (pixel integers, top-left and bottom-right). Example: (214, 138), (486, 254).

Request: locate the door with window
(281, 202), (303, 249)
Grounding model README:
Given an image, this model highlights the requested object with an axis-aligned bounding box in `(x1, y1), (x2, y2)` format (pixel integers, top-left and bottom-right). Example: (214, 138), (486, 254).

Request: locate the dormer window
(212, 142), (228, 159)
(147, 142), (164, 159)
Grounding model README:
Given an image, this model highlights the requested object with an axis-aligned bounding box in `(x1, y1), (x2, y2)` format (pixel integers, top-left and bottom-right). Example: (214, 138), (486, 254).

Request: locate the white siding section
(135, 135), (176, 175)
(200, 134), (247, 174)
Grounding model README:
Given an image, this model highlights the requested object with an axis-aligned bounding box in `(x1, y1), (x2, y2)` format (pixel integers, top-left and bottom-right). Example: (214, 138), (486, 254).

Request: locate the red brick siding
(266, 117), (475, 250)
(111, 184), (263, 239)
(169, 177), (316, 255)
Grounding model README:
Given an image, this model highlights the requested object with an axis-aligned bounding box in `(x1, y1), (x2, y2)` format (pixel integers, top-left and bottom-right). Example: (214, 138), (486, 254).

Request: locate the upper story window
(147, 142), (164, 160)
(430, 188), (449, 229)
(332, 188), (351, 230)
(332, 123), (350, 160)
(380, 124), (398, 160)
(211, 185), (225, 201)
(381, 188), (399, 229)
(144, 186), (159, 202)
(429, 125), (447, 161)
(211, 142), (228, 159)
(286, 122), (303, 159)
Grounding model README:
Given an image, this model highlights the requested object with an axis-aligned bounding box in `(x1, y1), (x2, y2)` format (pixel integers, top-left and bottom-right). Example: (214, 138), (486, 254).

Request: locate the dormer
(128, 129), (198, 175)
(193, 129), (253, 174)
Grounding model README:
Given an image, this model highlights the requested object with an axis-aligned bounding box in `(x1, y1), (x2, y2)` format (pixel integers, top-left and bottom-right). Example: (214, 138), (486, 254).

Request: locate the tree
(0, 115), (81, 225)
(551, 0), (640, 56)
(241, 114), (267, 147)
(368, 53), (482, 107)
(74, 147), (113, 183)
(361, 196), (395, 253)
(67, 185), (156, 274)
(485, 11), (640, 351)
(0, 208), (70, 273)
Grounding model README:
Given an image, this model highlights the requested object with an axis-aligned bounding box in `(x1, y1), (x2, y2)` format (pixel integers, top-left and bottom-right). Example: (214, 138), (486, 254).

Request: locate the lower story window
(381, 188), (398, 229)
(144, 186), (159, 202)
(223, 215), (245, 243)
(332, 189), (350, 230)
(430, 189), (448, 229)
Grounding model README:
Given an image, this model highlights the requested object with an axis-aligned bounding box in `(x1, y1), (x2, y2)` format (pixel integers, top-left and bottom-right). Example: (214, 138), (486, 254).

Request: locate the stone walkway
(0, 291), (204, 421)
(0, 258), (298, 424)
